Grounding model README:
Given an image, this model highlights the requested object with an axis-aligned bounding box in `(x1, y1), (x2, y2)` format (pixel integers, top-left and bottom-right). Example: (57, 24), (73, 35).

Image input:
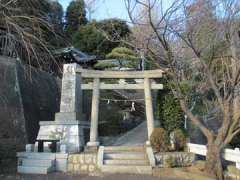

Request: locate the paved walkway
(0, 173), (185, 180)
(112, 121), (147, 146)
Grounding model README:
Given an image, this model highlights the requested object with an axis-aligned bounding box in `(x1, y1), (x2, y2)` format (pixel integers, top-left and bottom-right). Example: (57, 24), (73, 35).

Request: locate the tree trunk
(205, 143), (224, 180)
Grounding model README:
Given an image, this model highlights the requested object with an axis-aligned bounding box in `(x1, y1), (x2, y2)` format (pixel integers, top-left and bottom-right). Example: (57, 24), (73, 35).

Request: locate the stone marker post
(55, 63), (82, 121)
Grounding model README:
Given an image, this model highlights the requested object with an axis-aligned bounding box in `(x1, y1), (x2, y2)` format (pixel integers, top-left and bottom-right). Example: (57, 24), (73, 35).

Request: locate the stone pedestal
(37, 121), (89, 153)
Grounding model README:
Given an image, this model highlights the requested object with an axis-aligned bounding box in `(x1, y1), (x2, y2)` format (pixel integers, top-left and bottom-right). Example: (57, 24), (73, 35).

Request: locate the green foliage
(49, 1), (64, 27)
(96, 19), (130, 38)
(173, 129), (187, 151)
(73, 19), (130, 57)
(106, 47), (138, 61)
(157, 89), (184, 134)
(65, 0), (87, 35)
(73, 23), (105, 56)
(164, 156), (176, 168)
(47, 1), (65, 48)
(106, 47), (139, 69)
(150, 128), (169, 152)
(94, 61), (118, 70)
(180, 81), (191, 96)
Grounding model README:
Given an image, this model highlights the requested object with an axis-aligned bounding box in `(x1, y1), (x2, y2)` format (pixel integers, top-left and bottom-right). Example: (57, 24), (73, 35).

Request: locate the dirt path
(0, 173), (186, 180)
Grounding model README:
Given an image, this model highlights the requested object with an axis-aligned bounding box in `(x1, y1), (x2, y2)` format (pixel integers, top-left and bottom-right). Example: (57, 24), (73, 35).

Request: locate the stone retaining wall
(0, 57), (61, 173)
(155, 152), (195, 168)
(67, 153), (98, 173)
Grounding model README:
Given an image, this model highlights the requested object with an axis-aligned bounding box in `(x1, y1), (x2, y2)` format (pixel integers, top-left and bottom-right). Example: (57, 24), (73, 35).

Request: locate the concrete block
(74, 164), (80, 171)
(68, 163), (74, 171)
(92, 155), (97, 164)
(97, 146), (104, 168)
(146, 146), (156, 167)
(22, 159), (53, 167)
(72, 156), (78, 163)
(103, 159), (148, 165)
(17, 166), (52, 174)
(68, 155), (73, 162)
(56, 159), (67, 172)
(80, 165), (88, 171)
(60, 144), (67, 153)
(85, 154), (93, 164)
(25, 144), (34, 152)
(104, 152), (145, 160)
(88, 165), (96, 172)
(101, 165), (152, 175)
(79, 154), (85, 164)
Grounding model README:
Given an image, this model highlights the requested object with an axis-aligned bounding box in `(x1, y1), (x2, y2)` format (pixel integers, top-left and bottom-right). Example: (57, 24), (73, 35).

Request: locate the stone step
(17, 166), (53, 174)
(17, 152), (56, 160)
(22, 159), (54, 167)
(103, 159), (149, 165)
(104, 146), (145, 152)
(104, 152), (146, 160)
(101, 165), (152, 175)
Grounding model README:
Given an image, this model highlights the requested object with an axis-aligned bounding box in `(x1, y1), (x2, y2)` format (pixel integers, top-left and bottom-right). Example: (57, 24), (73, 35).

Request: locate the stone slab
(101, 165), (152, 174)
(39, 120), (89, 126)
(56, 159), (67, 172)
(104, 152), (145, 160)
(17, 166), (52, 174)
(17, 152), (56, 160)
(22, 159), (53, 167)
(146, 146), (156, 167)
(55, 112), (82, 122)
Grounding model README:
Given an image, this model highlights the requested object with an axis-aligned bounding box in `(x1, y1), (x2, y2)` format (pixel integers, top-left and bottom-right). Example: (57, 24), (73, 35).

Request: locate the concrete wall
(67, 153), (98, 173)
(0, 57), (60, 161)
(155, 152), (195, 168)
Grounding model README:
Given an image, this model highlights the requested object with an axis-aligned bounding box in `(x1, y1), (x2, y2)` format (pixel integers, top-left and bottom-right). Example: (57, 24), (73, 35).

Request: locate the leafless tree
(85, 0), (102, 21)
(125, 0), (240, 179)
(0, 0), (61, 73)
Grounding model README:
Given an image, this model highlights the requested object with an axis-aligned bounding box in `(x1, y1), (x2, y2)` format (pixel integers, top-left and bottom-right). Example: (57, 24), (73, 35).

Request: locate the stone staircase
(100, 146), (152, 174)
(17, 152), (55, 174)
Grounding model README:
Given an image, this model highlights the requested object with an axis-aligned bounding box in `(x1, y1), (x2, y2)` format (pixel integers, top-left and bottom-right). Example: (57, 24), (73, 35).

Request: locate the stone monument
(37, 63), (89, 153)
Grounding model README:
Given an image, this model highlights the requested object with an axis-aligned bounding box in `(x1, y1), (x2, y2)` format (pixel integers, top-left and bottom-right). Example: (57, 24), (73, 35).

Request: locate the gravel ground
(0, 173), (186, 180)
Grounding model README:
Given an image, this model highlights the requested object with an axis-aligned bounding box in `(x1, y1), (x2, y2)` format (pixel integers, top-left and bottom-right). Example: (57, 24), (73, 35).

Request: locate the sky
(58, 0), (129, 21)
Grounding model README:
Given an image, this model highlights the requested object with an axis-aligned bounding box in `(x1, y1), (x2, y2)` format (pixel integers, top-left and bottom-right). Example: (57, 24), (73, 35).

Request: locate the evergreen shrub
(173, 129), (187, 151)
(150, 128), (169, 152)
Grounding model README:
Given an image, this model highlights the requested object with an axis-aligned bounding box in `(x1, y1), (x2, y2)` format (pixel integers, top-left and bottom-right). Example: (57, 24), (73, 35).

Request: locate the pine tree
(65, 0), (87, 36)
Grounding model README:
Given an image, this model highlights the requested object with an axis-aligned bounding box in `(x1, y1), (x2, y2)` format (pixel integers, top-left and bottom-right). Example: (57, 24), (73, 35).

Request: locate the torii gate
(78, 68), (164, 147)
(57, 63), (164, 151)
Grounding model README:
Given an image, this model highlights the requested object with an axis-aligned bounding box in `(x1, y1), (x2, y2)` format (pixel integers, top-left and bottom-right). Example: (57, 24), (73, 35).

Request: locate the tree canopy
(65, 0), (88, 36)
(73, 19), (130, 57)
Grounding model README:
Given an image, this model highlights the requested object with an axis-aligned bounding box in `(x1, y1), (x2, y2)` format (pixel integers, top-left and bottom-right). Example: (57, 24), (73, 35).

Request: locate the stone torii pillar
(144, 78), (155, 145)
(87, 78), (100, 147)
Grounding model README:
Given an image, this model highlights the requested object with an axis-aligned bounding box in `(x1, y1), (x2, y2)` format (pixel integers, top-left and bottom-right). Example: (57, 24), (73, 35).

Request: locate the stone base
(84, 146), (99, 153)
(146, 141), (151, 146)
(87, 141), (100, 147)
(37, 121), (89, 153)
(55, 112), (86, 122)
(67, 153), (98, 173)
(155, 152), (195, 167)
